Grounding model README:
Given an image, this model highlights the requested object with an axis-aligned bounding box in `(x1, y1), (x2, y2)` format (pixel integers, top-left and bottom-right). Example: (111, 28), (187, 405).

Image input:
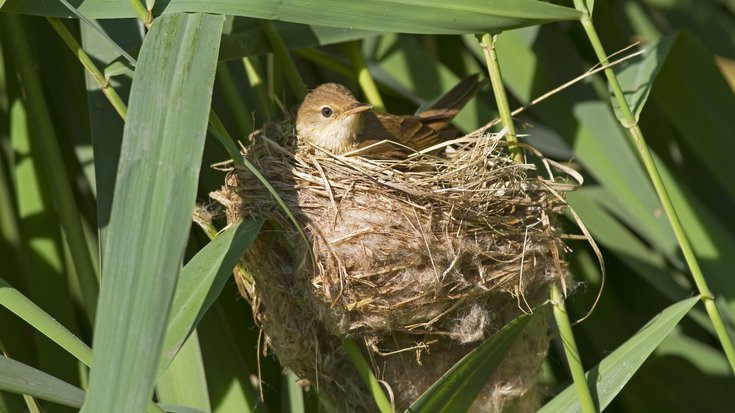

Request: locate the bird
(295, 74), (484, 157)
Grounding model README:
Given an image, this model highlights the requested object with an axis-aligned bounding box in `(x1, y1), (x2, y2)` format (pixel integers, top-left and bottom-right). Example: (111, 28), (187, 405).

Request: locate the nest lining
(211, 116), (578, 412)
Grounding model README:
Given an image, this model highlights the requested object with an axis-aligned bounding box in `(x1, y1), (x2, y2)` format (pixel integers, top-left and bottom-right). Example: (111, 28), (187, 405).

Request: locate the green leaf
(611, 35), (676, 121)
(657, 330), (732, 376)
(160, 219), (263, 372)
(343, 338), (391, 413)
(655, 152), (735, 302)
(650, 31), (735, 203)
(0, 276), (92, 366)
(5, 0), (582, 34)
(1, 15), (87, 388)
(82, 13), (224, 413)
(80, 19), (142, 253)
(0, 356), (85, 409)
(282, 371), (305, 413)
(219, 19), (379, 61)
(539, 297), (699, 413)
(198, 302), (264, 413)
(159, 404), (208, 413)
(103, 59), (136, 80)
(158, 332), (211, 413)
(406, 312), (532, 413)
(3, 13), (99, 326)
(566, 188), (689, 300)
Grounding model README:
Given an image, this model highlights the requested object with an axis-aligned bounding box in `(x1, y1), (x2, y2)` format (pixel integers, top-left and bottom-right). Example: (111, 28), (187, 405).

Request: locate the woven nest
(211, 117), (580, 412)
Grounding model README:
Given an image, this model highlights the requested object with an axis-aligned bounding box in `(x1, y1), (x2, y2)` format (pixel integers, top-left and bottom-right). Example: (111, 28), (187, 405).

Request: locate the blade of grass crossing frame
(1, 15), (86, 388)
(198, 302), (264, 413)
(157, 331), (211, 413)
(82, 13), (224, 413)
(539, 297), (698, 413)
(407, 312), (533, 413)
(5, 0), (582, 34)
(649, 32), (735, 203)
(159, 219), (263, 373)
(609, 35), (676, 122)
(0, 356), (85, 409)
(0, 276), (92, 366)
(79, 19), (140, 254)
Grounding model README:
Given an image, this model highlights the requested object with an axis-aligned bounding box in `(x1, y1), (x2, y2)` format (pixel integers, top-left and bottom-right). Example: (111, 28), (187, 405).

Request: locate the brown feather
(355, 74), (484, 157)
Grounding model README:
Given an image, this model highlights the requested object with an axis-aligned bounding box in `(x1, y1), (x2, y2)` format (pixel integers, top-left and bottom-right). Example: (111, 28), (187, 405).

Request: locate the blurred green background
(1, 0), (734, 412)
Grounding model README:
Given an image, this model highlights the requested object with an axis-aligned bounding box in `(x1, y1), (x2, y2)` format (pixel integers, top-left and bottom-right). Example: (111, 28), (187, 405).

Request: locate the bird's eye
(320, 107), (333, 118)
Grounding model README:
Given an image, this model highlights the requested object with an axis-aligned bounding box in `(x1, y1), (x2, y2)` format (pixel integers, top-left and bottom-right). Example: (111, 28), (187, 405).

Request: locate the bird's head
(296, 83), (373, 153)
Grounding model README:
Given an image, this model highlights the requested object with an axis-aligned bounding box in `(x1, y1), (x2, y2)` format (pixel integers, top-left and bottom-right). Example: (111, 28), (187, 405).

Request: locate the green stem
(6, 15), (99, 324)
(573, 0), (735, 375)
(478, 28), (596, 411)
(242, 56), (274, 120)
(46, 17), (127, 121)
(551, 285), (598, 413)
(258, 20), (307, 100)
(478, 33), (523, 163)
(216, 64), (253, 136)
(342, 338), (392, 413)
(343, 41), (385, 111)
(128, 0), (152, 29)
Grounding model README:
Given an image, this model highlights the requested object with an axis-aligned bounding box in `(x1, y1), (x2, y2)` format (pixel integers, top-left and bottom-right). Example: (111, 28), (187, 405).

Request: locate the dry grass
(210, 116), (580, 412)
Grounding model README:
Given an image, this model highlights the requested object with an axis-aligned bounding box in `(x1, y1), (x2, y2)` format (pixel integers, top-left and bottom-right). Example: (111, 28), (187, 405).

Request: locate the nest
(211, 117), (580, 412)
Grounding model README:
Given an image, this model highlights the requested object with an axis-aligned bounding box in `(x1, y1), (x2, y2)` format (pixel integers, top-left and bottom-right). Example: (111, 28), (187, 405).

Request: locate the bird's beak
(342, 102), (373, 117)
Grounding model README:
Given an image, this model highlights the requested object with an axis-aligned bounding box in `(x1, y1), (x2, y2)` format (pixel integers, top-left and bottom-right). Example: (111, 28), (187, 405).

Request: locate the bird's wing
(356, 112), (456, 157)
(419, 73), (484, 130)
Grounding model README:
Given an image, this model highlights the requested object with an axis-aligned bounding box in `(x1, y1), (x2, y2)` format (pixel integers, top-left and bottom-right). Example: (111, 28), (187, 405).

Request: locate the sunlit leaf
(82, 13), (224, 413)
(5, 0), (581, 34)
(539, 297), (699, 413)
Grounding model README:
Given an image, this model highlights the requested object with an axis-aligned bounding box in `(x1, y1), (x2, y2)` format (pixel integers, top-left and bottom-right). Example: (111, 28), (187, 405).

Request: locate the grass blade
(0, 276), (92, 366)
(3, 13), (99, 324)
(160, 219), (263, 372)
(219, 19), (378, 61)
(342, 338), (391, 413)
(158, 331), (211, 413)
(5, 0), (582, 34)
(82, 13), (224, 413)
(407, 312), (532, 413)
(610, 35), (676, 121)
(199, 302), (264, 413)
(0, 356), (86, 409)
(539, 297), (699, 413)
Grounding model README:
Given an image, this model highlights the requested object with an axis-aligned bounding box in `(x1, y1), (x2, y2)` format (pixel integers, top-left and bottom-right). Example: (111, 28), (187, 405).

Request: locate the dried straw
(211, 116), (580, 412)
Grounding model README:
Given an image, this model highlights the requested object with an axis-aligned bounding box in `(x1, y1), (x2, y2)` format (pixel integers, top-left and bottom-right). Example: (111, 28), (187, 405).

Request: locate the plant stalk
(573, 0), (735, 375)
(551, 284), (598, 413)
(46, 18), (127, 121)
(478, 33), (523, 163)
(480, 29), (596, 410)
(128, 0), (153, 29)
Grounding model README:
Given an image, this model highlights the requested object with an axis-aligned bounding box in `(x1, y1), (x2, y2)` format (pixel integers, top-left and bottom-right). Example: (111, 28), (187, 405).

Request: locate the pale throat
(308, 115), (362, 152)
